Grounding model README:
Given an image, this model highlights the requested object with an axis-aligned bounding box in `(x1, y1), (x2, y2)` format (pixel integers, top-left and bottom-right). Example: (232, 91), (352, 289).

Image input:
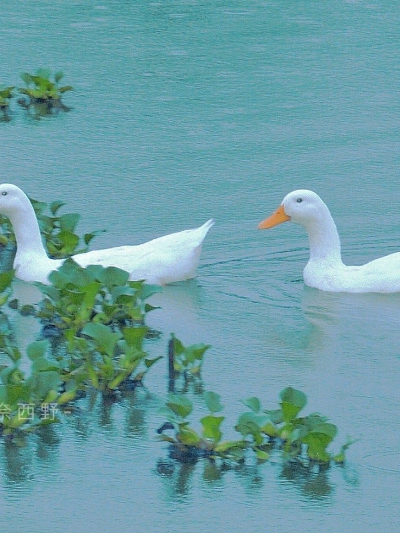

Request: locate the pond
(1, 1), (400, 531)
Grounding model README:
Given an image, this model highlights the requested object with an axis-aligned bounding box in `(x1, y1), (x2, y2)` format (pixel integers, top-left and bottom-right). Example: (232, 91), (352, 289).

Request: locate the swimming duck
(258, 189), (400, 293)
(0, 183), (214, 285)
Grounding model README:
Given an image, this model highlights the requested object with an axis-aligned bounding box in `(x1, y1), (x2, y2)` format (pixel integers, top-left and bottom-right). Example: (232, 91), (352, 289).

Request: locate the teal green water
(1, 1), (400, 531)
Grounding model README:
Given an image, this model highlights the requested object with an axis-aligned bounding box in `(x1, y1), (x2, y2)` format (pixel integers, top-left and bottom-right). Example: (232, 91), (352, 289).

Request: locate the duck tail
(200, 218), (215, 235)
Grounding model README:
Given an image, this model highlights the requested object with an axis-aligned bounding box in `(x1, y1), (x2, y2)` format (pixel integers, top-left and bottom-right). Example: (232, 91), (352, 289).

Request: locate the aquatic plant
(36, 259), (160, 334)
(0, 271), (21, 365)
(0, 340), (76, 436)
(34, 260), (162, 394)
(0, 86), (14, 122)
(236, 387), (351, 464)
(167, 334), (210, 393)
(158, 391), (246, 460)
(18, 69), (72, 104)
(66, 322), (162, 394)
(0, 86), (14, 110)
(158, 388), (351, 465)
(0, 195), (102, 257)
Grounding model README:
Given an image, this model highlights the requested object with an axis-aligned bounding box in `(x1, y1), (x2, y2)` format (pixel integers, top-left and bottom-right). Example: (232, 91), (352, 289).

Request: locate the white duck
(0, 183), (214, 285)
(258, 189), (400, 293)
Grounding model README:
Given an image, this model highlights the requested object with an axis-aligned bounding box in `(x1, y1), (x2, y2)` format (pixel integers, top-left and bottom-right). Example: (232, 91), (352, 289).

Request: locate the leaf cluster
(18, 69), (73, 103)
(34, 260), (162, 394)
(0, 195), (102, 257)
(158, 387), (352, 466)
(0, 263), (164, 433)
(236, 387), (351, 464)
(0, 340), (76, 436)
(0, 86), (15, 110)
(170, 333), (210, 376)
(158, 391), (246, 461)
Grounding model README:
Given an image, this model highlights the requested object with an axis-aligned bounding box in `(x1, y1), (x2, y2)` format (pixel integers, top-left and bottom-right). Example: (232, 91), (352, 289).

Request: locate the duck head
(258, 189), (328, 230)
(0, 184), (29, 218)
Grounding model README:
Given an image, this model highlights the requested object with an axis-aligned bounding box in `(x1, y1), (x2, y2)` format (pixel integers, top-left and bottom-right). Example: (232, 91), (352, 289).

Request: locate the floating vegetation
(0, 195), (103, 258)
(17, 69), (73, 118)
(158, 391), (246, 461)
(158, 388), (352, 467)
(0, 86), (14, 122)
(167, 334), (209, 393)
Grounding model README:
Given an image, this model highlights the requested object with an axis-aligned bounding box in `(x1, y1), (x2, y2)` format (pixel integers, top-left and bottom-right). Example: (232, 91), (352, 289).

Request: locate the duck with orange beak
(258, 189), (400, 293)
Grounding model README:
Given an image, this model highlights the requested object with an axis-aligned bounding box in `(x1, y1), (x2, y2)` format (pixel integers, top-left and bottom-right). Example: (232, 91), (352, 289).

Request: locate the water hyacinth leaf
(54, 71), (64, 83)
(1, 366), (24, 385)
(57, 230), (80, 253)
(304, 423), (337, 442)
(144, 356), (162, 368)
(27, 340), (50, 361)
(214, 440), (246, 453)
(59, 213), (80, 232)
(28, 370), (61, 399)
(59, 85), (73, 93)
(178, 426), (201, 446)
(290, 425), (308, 442)
(184, 343), (210, 363)
(280, 387), (307, 422)
(81, 322), (122, 356)
(36, 68), (52, 80)
(144, 303), (159, 313)
(84, 231), (103, 246)
(137, 283), (162, 301)
(204, 391), (223, 413)
(263, 408), (284, 425)
(171, 335), (185, 356)
(122, 326), (148, 349)
(49, 200), (65, 215)
(303, 413), (328, 430)
(82, 281), (102, 309)
(96, 266), (130, 290)
(0, 270), (14, 293)
(21, 72), (32, 85)
(242, 396), (261, 413)
(255, 448), (270, 462)
(166, 393), (193, 419)
(158, 405), (181, 425)
(31, 357), (60, 373)
(201, 415), (224, 442)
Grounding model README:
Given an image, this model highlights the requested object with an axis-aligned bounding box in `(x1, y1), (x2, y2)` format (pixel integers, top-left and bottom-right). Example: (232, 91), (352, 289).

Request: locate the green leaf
(81, 322), (121, 357)
(59, 85), (73, 93)
(280, 387), (307, 422)
(36, 68), (52, 80)
(27, 340), (49, 361)
(201, 415), (224, 442)
(54, 71), (64, 83)
(96, 266), (130, 289)
(204, 391), (223, 413)
(242, 396), (261, 413)
(21, 72), (32, 85)
(165, 393), (193, 419)
(50, 200), (65, 215)
(122, 326), (148, 349)
(178, 426), (201, 446)
(254, 448), (270, 462)
(59, 213), (80, 232)
(0, 270), (14, 293)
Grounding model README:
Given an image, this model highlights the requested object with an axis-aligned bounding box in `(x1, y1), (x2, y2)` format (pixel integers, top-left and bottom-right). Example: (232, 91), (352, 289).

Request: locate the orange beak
(258, 204), (291, 229)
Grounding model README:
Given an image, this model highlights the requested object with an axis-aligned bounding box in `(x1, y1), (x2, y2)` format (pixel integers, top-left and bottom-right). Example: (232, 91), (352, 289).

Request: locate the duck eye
(1, 192), (7, 196)
(296, 197), (302, 203)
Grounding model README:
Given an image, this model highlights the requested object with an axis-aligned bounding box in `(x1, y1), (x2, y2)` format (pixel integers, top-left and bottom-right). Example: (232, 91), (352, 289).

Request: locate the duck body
(258, 189), (400, 293)
(0, 183), (214, 285)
